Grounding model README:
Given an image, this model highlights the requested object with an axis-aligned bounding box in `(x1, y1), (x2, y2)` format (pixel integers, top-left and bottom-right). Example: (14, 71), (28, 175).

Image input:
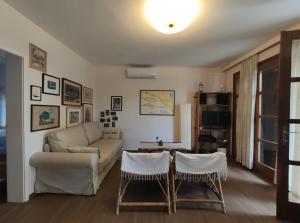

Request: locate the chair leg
(216, 174), (226, 214)
(166, 176), (171, 215)
(171, 173), (176, 213)
(116, 176), (124, 215)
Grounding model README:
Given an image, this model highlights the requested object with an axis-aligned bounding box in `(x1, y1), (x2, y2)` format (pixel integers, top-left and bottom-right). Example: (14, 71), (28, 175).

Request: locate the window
(254, 55), (279, 180)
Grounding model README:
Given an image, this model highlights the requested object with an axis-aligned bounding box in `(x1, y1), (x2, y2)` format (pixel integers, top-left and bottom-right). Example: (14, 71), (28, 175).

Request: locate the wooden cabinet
(194, 92), (232, 154)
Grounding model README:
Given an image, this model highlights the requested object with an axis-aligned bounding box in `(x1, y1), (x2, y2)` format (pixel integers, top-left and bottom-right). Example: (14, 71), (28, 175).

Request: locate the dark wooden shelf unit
(194, 91), (232, 153)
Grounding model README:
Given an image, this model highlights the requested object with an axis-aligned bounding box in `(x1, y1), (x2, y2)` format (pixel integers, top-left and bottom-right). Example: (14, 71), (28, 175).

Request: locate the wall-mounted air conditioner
(125, 67), (156, 79)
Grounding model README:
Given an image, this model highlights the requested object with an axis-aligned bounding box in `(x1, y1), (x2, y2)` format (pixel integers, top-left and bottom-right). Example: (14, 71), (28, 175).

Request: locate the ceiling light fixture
(145, 0), (200, 34)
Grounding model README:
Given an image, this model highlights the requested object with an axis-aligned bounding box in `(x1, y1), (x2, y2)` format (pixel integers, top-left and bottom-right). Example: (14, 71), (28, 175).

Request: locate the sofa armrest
(30, 152), (99, 195)
(30, 152), (98, 169)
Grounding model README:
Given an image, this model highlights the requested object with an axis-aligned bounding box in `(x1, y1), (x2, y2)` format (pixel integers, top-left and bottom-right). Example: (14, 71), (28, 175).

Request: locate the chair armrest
(30, 152), (98, 169)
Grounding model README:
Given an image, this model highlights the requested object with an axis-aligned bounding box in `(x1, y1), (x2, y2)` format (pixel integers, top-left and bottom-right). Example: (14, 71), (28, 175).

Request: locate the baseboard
(29, 192), (36, 200)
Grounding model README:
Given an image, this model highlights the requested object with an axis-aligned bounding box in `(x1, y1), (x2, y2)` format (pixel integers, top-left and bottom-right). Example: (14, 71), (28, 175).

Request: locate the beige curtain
(236, 55), (258, 169)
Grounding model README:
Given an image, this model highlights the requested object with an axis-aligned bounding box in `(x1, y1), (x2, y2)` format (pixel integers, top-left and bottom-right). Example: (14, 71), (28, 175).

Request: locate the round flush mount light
(145, 0), (200, 34)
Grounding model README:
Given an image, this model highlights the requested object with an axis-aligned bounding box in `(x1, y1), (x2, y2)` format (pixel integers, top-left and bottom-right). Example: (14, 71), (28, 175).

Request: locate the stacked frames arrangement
(29, 43), (94, 131)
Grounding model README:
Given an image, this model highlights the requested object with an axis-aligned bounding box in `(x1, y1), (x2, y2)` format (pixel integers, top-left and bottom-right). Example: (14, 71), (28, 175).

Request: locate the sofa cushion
(47, 125), (89, 152)
(102, 128), (121, 139)
(83, 122), (102, 144)
(89, 139), (122, 171)
(66, 146), (100, 158)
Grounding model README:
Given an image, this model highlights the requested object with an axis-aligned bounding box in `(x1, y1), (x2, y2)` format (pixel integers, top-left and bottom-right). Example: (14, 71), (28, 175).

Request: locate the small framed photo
(112, 122), (116, 128)
(106, 118), (111, 122)
(104, 123), (110, 128)
(100, 118), (106, 123)
(105, 110), (110, 116)
(66, 107), (82, 128)
(31, 105), (60, 132)
(112, 116), (118, 121)
(30, 85), (42, 101)
(111, 111), (117, 116)
(83, 87), (93, 103)
(42, 73), (60, 95)
(100, 111), (105, 117)
(29, 43), (47, 73)
(111, 96), (122, 111)
(83, 104), (93, 123)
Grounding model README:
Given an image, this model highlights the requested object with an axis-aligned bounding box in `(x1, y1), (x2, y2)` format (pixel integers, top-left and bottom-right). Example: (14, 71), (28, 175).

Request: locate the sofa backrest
(47, 125), (89, 152)
(83, 122), (103, 144)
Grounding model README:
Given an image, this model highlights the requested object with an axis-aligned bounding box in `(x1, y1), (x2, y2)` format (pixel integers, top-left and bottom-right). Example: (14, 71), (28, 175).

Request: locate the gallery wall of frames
(29, 43), (120, 132)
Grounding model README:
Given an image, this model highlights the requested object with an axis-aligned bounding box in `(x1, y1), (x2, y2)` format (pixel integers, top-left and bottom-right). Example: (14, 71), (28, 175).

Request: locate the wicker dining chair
(116, 151), (171, 215)
(171, 152), (227, 213)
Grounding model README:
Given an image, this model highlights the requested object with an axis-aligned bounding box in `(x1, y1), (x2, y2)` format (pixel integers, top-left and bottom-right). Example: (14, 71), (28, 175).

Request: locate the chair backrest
(175, 152), (227, 179)
(121, 151), (170, 176)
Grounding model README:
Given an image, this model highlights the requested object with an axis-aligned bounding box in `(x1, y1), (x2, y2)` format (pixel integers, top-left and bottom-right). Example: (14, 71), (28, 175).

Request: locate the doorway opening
(254, 55), (279, 181)
(0, 51), (6, 202)
(0, 49), (24, 203)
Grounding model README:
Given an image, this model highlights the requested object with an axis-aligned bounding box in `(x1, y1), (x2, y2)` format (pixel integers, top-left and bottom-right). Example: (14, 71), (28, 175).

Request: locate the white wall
(0, 1), (95, 201)
(94, 66), (225, 150)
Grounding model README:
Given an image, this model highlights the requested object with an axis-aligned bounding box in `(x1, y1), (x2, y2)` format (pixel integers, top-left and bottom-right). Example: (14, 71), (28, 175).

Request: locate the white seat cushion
(90, 139), (123, 172)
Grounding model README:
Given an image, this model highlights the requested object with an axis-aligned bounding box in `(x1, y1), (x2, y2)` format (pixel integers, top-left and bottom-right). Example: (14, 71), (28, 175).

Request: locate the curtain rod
(223, 41), (280, 71)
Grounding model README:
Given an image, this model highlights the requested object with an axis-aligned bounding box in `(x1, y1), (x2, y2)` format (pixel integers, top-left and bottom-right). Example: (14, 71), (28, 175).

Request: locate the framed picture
(29, 43), (47, 72)
(100, 118), (106, 123)
(100, 111), (105, 117)
(106, 118), (111, 122)
(104, 123), (110, 128)
(105, 110), (110, 116)
(112, 122), (116, 128)
(83, 104), (93, 123)
(112, 116), (118, 121)
(42, 73), (60, 95)
(31, 105), (60, 132)
(30, 85), (42, 101)
(62, 78), (82, 106)
(140, 90), (175, 116)
(111, 111), (117, 116)
(66, 107), (82, 128)
(111, 96), (122, 111)
(83, 87), (93, 103)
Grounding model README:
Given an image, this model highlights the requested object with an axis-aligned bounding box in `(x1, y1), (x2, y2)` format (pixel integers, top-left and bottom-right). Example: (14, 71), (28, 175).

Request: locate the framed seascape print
(83, 87), (93, 103)
(31, 105), (60, 132)
(140, 90), (175, 116)
(30, 85), (42, 101)
(66, 107), (82, 127)
(111, 96), (122, 111)
(42, 73), (60, 95)
(29, 43), (47, 72)
(62, 78), (82, 106)
(83, 104), (93, 123)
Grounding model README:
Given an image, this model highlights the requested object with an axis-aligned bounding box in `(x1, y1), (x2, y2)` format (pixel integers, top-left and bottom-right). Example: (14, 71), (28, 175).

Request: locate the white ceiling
(5, 0), (300, 67)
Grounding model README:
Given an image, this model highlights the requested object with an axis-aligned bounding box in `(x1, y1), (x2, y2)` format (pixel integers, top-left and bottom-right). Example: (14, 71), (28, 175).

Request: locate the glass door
(277, 30), (300, 221)
(254, 56), (279, 180)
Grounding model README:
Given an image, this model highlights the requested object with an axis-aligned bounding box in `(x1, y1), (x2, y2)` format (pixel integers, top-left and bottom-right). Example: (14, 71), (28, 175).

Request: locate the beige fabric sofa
(30, 123), (123, 195)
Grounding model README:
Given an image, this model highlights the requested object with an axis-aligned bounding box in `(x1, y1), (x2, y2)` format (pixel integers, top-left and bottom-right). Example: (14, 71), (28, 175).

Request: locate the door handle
(282, 128), (297, 145)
